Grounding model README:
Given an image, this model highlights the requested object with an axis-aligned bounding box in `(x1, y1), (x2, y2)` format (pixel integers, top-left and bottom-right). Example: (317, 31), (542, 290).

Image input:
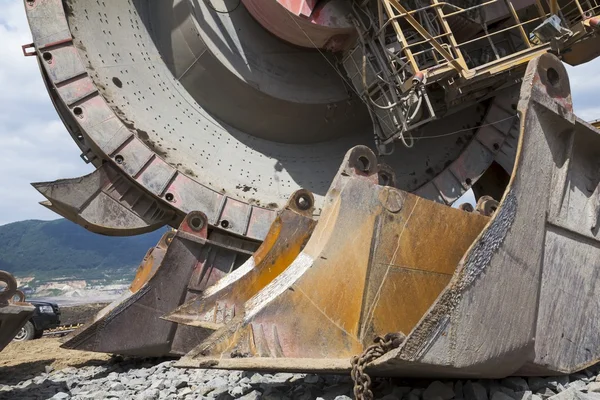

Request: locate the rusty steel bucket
(175, 54), (600, 378)
(62, 212), (241, 356)
(63, 190), (315, 357)
(164, 190), (317, 330)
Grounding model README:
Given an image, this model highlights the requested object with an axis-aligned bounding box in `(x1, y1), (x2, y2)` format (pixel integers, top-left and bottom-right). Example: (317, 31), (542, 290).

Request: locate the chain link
(351, 332), (406, 400)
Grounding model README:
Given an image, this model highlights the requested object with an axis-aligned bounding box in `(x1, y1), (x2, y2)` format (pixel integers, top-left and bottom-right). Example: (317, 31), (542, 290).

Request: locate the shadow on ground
(0, 359), (57, 386)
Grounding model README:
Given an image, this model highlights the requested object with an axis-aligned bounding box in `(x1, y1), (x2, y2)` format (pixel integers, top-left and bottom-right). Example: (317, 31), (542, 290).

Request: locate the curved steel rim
(23, 0), (518, 242)
(24, 0), (276, 241)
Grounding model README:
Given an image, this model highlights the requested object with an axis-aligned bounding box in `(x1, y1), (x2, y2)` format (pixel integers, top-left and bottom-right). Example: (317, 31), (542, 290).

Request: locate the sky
(0, 1), (598, 225)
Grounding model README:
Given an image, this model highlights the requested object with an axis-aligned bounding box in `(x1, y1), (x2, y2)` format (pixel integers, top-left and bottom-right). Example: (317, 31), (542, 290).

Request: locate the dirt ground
(59, 302), (108, 325)
(0, 338), (110, 385)
(0, 302), (110, 385)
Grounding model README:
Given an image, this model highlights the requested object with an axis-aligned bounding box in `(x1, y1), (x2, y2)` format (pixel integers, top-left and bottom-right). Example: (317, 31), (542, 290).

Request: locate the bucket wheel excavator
(22, 0), (600, 379)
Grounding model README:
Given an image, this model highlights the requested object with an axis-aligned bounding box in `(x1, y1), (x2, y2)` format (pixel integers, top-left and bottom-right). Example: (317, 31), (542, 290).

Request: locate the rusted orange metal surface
(182, 146), (488, 364)
(165, 190), (317, 330)
(129, 231), (173, 294)
(177, 55), (600, 378)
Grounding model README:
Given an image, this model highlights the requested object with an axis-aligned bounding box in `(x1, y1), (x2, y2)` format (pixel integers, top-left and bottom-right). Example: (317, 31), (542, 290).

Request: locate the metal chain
(351, 332), (406, 400)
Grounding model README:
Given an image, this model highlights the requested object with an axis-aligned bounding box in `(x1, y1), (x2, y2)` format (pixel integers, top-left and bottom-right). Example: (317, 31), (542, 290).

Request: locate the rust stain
(362, 194), (488, 341)
(129, 231), (172, 293)
(194, 179), (490, 362)
(167, 207), (316, 330)
(129, 249), (156, 293)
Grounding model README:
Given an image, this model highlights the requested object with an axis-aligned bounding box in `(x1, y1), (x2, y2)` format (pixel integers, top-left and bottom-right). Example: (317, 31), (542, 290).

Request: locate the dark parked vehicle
(13, 300), (61, 341)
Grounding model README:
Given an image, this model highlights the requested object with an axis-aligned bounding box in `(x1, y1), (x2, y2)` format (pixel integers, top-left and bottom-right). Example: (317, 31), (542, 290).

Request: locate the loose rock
(490, 383), (517, 399)
(492, 392), (516, 400)
(138, 388), (160, 400)
(588, 383), (600, 393)
(424, 381), (456, 400)
(503, 378), (530, 393)
(538, 388), (559, 398)
(239, 391), (262, 400)
(456, 381), (465, 399)
(568, 381), (587, 391)
(516, 390), (534, 400)
(548, 377), (570, 392)
(3, 339), (600, 400)
(465, 381), (489, 400)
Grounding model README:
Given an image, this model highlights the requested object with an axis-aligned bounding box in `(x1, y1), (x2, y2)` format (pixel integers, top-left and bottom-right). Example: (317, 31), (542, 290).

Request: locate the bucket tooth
(164, 190), (317, 330)
(62, 212), (214, 356)
(177, 54), (600, 377)
(32, 163), (174, 236)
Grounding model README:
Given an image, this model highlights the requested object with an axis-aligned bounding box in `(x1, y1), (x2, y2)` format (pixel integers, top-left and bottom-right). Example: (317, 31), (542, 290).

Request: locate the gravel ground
(1, 339), (600, 400)
(0, 338), (110, 374)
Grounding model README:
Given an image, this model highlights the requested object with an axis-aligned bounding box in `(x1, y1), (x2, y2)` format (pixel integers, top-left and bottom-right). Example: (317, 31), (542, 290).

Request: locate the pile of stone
(1, 356), (599, 400)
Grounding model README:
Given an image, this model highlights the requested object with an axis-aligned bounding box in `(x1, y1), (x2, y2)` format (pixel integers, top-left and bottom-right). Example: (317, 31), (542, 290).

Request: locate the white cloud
(566, 60), (600, 121)
(0, 1), (598, 225)
(453, 189), (476, 208)
(0, 1), (92, 226)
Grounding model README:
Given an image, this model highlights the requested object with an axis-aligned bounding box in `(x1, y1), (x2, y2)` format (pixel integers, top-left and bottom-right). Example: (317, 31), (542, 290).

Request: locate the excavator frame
(176, 54), (600, 378)
(59, 53), (600, 379)
(19, 0), (600, 379)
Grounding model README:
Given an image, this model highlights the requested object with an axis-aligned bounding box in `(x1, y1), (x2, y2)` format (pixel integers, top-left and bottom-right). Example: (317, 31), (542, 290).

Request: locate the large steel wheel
(26, 0), (518, 241)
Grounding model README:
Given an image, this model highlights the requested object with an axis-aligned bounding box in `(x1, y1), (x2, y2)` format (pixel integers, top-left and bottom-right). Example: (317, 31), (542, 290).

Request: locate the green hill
(0, 219), (166, 281)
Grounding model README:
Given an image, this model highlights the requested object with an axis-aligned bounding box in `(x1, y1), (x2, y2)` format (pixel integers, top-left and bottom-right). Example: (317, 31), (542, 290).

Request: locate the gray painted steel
(25, 0), (516, 239)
